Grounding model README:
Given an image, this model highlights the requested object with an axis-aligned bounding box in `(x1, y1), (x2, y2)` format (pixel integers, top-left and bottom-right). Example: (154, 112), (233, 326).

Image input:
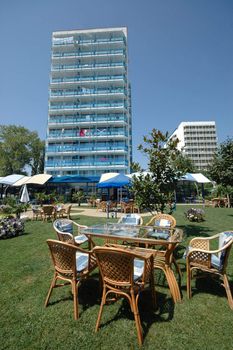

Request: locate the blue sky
(0, 0), (233, 168)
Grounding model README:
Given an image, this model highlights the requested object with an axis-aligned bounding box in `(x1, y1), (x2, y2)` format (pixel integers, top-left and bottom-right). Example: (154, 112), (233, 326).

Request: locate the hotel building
(169, 121), (217, 170)
(44, 27), (132, 177)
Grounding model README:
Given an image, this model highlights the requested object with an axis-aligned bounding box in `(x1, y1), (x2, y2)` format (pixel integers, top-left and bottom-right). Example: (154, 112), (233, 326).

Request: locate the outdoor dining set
(44, 213), (233, 346)
(32, 204), (72, 221)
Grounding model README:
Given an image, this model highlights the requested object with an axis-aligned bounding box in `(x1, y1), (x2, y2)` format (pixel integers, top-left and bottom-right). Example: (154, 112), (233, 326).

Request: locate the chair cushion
(155, 219), (171, 227)
(58, 221), (73, 234)
(121, 217), (139, 225)
(218, 232), (233, 268)
(74, 234), (88, 244)
(76, 252), (89, 272)
(133, 259), (144, 281)
(211, 254), (221, 269)
(149, 230), (169, 240)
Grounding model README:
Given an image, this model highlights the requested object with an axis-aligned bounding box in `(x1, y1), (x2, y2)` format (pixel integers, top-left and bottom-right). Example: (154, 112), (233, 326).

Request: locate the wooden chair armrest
(186, 244), (231, 257)
(189, 233), (220, 245)
(72, 221), (88, 229)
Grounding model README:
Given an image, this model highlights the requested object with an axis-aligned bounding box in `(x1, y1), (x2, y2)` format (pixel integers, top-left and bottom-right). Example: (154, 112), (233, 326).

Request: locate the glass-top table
(80, 223), (183, 304)
(80, 223), (183, 245)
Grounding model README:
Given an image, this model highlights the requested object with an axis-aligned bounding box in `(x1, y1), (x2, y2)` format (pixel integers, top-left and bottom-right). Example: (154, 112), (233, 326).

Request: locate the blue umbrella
(97, 173), (131, 188)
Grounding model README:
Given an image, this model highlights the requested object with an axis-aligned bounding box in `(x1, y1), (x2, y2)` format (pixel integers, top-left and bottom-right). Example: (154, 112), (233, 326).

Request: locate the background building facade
(45, 27), (132, 176)
(169, 121), (217, 170)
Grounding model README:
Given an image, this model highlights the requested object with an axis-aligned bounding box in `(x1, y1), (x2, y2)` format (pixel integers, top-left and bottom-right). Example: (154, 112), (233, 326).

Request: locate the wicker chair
(57, 204), (72, 219)
(93, 246), (155, 346)
(32, 206), (43, 221)
(118, 214), (143, 226)
(120, 201), (134, 214)
(45, 239), (97, 319)
(53, 219), (89, 246)
(146, 213), (176, 228)
(41, 205), (56, 221)
(186, 231), (233, 309)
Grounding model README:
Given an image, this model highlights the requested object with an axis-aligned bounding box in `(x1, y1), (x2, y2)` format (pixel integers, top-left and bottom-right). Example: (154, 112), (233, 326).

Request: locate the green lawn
(0, 206), (233, 350)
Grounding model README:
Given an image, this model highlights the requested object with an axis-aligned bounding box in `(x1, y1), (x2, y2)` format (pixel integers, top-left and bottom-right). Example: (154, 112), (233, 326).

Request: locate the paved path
(22, 206), (151, 220)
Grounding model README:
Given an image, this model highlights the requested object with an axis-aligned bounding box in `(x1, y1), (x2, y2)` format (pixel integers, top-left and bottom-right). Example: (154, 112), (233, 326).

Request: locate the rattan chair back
(41, 205), (55, 221)
(47, 239), (77, 276)
(53, 219), (75, 244)
(95, 247), (135, 286)
(146, 213), (176, 228)
(93, 246), (155, 346)
(118, 214), (143, 226)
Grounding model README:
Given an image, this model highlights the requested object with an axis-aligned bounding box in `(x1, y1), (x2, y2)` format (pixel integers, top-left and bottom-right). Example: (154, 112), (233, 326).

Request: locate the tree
(208, 138), (233, 207)
(0, 125), (45, 176)
(29, 138), (45, 175)
(173, 153), (196, 174)
(130, 161), (142, 173)
(130, 129), (184, 214)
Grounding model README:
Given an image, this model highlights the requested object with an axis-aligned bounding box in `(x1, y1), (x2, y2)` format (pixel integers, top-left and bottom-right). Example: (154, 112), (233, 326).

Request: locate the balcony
(47, 129), (128, 140)
(52, 48), (126, 58)
(48, 114), (128, 125)
(49, 101), (127, 114)
(45, 159), (128, 168)
(51, 62), (125, 71)
(46, 145), (128, 154)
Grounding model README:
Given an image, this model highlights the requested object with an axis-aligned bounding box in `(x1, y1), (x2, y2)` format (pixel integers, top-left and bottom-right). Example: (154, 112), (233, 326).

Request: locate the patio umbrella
(20, 184), (30, 203)
(97, 173), (131, 188)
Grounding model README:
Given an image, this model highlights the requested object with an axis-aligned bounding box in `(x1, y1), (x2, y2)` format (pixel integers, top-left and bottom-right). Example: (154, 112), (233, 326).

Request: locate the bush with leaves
(185, 208), (205, 222)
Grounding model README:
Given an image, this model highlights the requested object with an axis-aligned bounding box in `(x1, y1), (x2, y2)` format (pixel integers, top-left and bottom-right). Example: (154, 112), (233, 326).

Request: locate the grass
(0, 205), (233, 350)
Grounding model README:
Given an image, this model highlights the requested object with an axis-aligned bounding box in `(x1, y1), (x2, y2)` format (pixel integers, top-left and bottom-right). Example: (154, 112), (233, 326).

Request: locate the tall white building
(169, 121), (217, 170)
(45, 27), (132, 177)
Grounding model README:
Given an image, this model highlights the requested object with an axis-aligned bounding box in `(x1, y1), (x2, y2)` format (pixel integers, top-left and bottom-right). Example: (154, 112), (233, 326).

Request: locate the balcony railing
(47, 130), (128, 139)
(50, 75), (126, 84)
(49, 102), (126, 110)
(46, 145), (128, 153)
(51, 62), (125, 71)
(50, 88), (126, 97)
(45, 160), (128, 167)
(48, 114), (127, 124)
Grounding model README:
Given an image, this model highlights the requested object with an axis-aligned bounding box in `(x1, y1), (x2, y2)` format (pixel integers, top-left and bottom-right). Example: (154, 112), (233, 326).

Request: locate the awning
(97, 173), (131, 188)
(48, 175), (100, 183)
(0, 174), (25, 185)
(181, 173), (211, 184)
(25, 174), (52, 185)
(12, 176), (32, 187)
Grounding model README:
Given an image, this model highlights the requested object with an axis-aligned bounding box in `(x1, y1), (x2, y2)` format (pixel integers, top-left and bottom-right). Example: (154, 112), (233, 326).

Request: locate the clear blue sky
(1, 0), (233, 168)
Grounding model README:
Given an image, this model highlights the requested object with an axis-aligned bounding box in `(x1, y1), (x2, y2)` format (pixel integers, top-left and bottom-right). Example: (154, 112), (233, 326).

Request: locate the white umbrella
(20, 184), (30, 203)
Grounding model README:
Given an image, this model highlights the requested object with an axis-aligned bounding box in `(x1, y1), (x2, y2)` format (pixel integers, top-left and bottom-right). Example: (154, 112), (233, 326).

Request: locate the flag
(79, 129), (87, 136)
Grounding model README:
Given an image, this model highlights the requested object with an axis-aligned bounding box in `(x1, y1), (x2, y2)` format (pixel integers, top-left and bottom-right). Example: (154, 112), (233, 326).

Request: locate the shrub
(0, 218), (25, 239)
(185, 208), (205, 222)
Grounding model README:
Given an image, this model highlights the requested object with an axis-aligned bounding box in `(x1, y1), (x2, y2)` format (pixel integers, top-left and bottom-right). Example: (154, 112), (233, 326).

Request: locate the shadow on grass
(178, 224), (211, 238)
(96, 289), (175, 342)
(192, 276), (233, 300)
(44, 276), (100, 312)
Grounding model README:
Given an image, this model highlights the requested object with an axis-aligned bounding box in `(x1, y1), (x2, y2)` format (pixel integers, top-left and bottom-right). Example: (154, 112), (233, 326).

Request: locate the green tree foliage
(72, 191), (85, 206)
(208, 138), (233, 206)
(0, 125), (44, 176)
(130, 129), (184, 214)
(173, 153), (196, 173)
(130, 161), (142, 173)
